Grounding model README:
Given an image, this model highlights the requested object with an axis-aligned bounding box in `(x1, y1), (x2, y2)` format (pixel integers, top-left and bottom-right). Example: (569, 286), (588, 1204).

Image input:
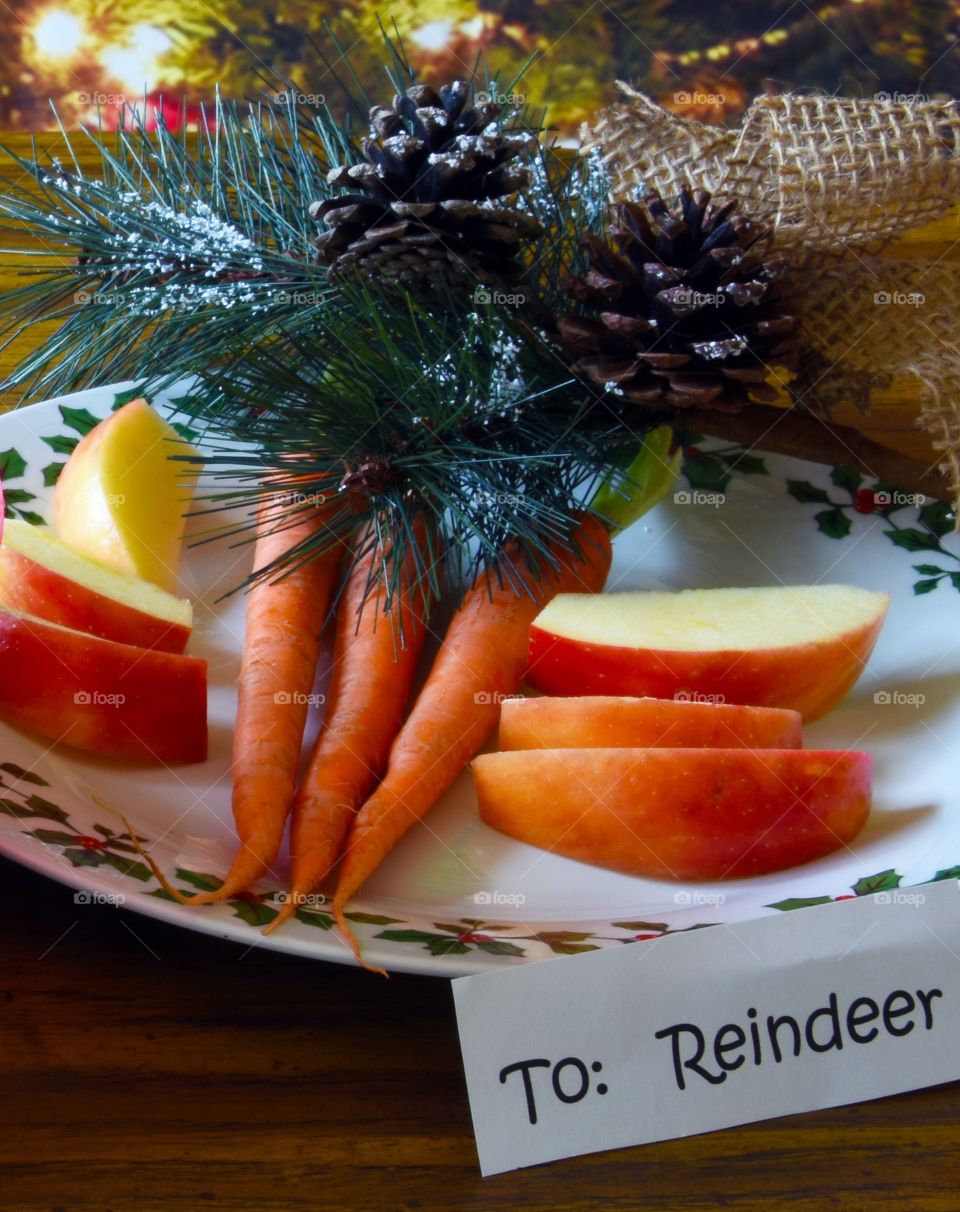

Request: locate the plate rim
(1, 381), (957, 977)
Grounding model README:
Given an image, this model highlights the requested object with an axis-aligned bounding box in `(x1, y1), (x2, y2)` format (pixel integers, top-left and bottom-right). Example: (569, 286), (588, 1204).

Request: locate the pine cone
(311, 82), (542, 288)
(558, 189), (797, 411)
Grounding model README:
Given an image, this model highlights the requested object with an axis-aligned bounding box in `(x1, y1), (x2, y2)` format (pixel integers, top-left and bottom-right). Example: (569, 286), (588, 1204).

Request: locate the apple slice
(52, 398), (201, 593)
(473, 747), (871, 880)
(0, 606), (206, 763)
(0, 519), (192, 653)
(498, 695), (803, 751)
(528, 585), (889, 721)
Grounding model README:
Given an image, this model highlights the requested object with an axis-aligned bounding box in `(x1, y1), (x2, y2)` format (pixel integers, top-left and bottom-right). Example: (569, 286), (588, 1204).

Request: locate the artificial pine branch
(175, 281), (640, 603)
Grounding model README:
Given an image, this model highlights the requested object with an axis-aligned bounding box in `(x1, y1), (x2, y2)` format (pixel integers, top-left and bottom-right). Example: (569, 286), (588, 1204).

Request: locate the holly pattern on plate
(3, 758), (959, 964)
(784, 465), (959, 594)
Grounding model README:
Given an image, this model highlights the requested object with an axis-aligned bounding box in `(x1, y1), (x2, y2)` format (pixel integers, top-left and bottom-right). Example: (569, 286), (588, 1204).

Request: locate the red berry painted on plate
(854, 489), (877, 514)
(77, 835), (105, 850)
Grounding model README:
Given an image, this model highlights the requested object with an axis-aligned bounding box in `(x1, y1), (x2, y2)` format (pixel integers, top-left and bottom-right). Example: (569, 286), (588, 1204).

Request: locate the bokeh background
(1, 1), (958, 132)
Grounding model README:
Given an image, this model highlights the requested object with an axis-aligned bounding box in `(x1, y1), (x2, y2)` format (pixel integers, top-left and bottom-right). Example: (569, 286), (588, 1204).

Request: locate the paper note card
(453, 882), (960, 1175)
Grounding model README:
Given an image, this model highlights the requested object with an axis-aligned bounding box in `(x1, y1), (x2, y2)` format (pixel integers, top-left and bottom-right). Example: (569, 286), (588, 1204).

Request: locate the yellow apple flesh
(52, 399), (201, 593)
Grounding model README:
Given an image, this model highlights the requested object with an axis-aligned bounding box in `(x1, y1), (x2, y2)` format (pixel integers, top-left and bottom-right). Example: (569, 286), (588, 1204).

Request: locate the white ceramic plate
(1, 381), (958, 976)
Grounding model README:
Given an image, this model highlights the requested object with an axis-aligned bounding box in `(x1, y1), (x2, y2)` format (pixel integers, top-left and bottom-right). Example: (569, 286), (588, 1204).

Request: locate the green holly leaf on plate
(929, 867), (960, 882)
(0, 797), (34, 819)
(852, 869), (901, 895)
(885, 528), (940, 552)
(27, 828), (79, 846)
(0, 763), (49, 785)
(830, 465), (863, 493)
(918, 500), (954, 538)
(112, 388), (146, 410)
(294, 908), (335, 930)
(171, 421), (200, 442)
(2, 488), (34, 507)
(376, 928), (469, 957)
(913, 578), (940, 595)
(0, 448), (27, 480)
(230, 898), (278, 927)
(101, 853), (152, 882)
(58, 405), (101, 435)
(23, 794), (69, 823)
(913, 564), (944, 576)
(343, 912), (404, 926)
(475, 939), (526, 958)
(786, 479), (831, 504)
(175, 867), (223, 892)
(683, 453), (731, 493)
(42, 462), (66, 487)
(62, 846), (107, 869)
(41, 434), (79, 456)
(815, 507), (852, 539)
(767, 895), (834, 911)
(720, 452), (768, 476)
(611, 920), (669, 932)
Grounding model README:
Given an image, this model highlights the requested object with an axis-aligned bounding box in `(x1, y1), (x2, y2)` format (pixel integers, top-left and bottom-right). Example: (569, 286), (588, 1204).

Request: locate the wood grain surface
(1, 131), (958, 1211)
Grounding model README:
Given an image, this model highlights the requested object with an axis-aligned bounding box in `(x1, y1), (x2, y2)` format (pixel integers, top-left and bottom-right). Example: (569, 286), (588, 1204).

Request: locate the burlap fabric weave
(584, 86), (960, 508)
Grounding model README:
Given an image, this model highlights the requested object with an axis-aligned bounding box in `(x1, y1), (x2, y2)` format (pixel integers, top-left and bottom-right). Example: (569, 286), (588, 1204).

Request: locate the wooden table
(1, 132), (958, 1211)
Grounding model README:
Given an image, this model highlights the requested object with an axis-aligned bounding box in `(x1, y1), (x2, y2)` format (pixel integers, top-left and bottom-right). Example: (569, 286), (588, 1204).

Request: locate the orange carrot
(264, 522), (432, 934)
(144, 496), (343, 905)
(333, 513), (612, 970)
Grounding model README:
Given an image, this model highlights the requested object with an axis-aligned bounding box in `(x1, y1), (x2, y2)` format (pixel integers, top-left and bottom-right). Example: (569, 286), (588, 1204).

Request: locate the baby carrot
(333, 513), (612, 970)
(143, 496), (342, 904)
(264, 522), (431, 934)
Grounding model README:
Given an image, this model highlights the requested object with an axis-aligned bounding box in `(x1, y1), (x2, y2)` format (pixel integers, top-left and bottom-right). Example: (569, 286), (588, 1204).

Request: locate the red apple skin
(0, 546), (191, 654)
(498, 695), (803, 751)
(0, 609), (207, 764)
(527, 614), (887, 723)
(473, 747), (871, 880)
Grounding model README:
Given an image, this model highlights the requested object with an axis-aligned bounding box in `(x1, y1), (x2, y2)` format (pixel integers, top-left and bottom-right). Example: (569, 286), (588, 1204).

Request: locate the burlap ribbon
(584, 86), (960, 509)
